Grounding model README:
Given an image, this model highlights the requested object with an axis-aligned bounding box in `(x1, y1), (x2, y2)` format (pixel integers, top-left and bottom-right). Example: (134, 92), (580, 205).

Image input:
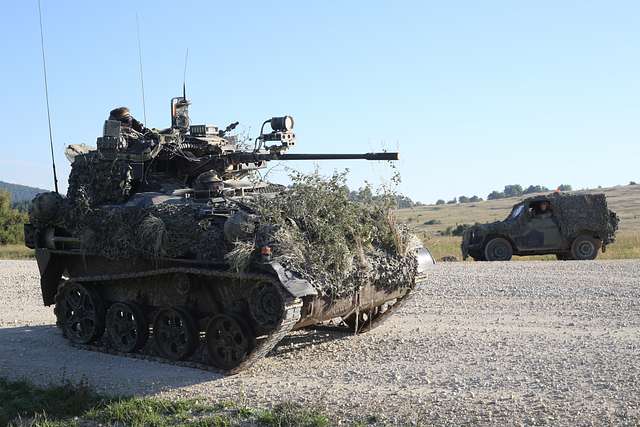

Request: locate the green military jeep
(461, 193), (619, 261)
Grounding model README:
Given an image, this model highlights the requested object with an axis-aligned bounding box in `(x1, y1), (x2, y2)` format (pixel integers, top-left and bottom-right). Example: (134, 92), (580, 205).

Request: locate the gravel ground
(0, 259), (639, 425)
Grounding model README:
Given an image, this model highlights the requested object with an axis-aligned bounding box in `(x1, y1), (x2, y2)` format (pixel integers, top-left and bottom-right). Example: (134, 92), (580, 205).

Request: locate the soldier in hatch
(108, 107), (147, 133)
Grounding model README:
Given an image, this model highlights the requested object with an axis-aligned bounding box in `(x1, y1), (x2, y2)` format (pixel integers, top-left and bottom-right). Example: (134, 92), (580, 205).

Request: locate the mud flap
(35, 249), (65, 306)
(268, 262), (317, 297)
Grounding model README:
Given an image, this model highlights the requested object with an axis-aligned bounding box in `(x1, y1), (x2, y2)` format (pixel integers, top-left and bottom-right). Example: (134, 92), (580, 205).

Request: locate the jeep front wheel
(570, 235), (600, 260)
(483, 238), (513, 261)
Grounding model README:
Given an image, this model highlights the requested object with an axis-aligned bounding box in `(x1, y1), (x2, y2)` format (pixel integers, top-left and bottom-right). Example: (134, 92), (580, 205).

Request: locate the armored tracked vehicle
(25, 96), (434, 373)
(461, 193), (619, 261)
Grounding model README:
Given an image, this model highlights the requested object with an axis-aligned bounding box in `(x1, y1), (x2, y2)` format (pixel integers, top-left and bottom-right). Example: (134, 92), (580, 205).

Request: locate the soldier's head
(195, 171), (224, 195)
(109, 107), (133, 127)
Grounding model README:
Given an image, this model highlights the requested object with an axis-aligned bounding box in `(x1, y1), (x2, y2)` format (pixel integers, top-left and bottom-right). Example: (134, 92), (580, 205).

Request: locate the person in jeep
(535, 201), (551, 218)
(461, 193), (619, 261)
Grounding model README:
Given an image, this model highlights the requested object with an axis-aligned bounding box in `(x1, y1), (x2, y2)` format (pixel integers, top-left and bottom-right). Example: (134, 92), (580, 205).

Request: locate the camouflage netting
(61, 166), (418, 297)
(243, 171), (419, 297)
(67, 203), (229, 261)
(550, 193), (618, 242)
(67, 153), (133, 206)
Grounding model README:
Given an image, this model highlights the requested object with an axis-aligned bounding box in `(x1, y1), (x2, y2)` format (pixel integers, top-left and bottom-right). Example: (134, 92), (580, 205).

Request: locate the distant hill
(0, 181), (48, 204)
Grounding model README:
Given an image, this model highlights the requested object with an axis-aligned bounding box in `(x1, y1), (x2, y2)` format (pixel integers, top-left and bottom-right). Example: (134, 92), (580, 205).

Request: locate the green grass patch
(0, 244), (34, 260)
(419, 232), (640, 261)
(0, 377), (331, 427)
(600, 232), (640, 260)
(0, 377), (103, 426)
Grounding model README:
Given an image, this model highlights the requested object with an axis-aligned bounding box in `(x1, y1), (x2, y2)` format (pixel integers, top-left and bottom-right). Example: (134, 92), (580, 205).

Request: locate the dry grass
(599, 232), (640, 259)
(399, 184), (640, 261)
(0, 244), (33, 260)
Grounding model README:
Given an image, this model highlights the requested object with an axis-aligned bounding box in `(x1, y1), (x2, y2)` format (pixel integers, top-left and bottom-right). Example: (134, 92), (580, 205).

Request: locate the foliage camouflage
(55, 165), (416, 297)
(550, 193), (618, 241)
(67, 153), (133, 206)
(249, 171), (417, 297)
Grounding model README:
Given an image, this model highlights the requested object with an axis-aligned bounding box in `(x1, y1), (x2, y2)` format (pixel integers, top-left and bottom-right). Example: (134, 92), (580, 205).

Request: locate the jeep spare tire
(484, 237), (513, 261)
(570, 235), (600, 260)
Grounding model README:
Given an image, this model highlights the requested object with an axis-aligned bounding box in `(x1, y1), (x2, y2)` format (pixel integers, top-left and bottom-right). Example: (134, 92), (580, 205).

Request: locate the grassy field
(398, 184), (640, 260)
(0, 244), (33, 260)
(1, 377), (331, 427)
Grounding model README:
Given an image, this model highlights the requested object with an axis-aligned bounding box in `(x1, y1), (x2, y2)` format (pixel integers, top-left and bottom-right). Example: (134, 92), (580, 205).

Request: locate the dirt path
(1, 260), (639, 425)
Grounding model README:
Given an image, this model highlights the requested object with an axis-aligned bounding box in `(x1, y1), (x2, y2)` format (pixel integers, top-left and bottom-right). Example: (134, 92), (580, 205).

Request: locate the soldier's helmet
(108, 107), (133, 127)
(195, 171), (224, 194)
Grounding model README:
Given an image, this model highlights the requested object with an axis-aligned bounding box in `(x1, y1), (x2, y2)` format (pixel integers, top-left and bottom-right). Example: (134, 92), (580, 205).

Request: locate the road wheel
(483, 238), (513, 261)
(106, 302), (148, 353)
(206, 314), (256, 370)
(248, 283), (284, 334)
(570, 235), (601, 260)
(55, 282), (105, 344)
(153, 307), (199, 361)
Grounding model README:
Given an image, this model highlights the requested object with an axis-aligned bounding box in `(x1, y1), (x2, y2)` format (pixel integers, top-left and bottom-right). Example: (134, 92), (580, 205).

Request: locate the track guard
(268, 262), (317, 297)
(35, 249), (65, 306)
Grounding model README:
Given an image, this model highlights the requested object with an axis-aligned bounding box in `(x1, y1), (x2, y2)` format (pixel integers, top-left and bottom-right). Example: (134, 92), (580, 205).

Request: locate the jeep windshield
(506, 203), (524, 221)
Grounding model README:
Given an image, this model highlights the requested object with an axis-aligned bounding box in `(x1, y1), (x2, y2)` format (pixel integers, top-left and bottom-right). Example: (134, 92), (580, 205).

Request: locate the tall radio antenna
(182, 48), (189, 99)
(135, 13), (147, 126)
(37, 0), (58, 194)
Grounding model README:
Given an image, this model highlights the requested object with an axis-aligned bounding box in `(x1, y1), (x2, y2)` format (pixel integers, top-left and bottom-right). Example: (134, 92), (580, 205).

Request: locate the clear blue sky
(1, 1), (638, 203)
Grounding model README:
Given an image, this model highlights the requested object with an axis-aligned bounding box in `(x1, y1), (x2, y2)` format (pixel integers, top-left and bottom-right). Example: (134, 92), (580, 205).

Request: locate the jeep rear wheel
(483, 238), (513, 261)
(570, 235), (600, 260)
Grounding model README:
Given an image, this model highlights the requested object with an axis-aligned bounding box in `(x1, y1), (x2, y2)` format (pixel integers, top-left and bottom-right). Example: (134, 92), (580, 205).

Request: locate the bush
(435, 199), (445, 205)
(0, 191), (28, 245)
(446, 198), (457, 204)
(459, 195), (482, 204)
(487, 191), (505, 200)
(557, 184), (572, 192)
(503, 184), (523, 198)
(451, 223), (471, 236)
(11, 199), (31, 212)
(350, 187), (421, 208)
(423, 219), (441, 225)
(630, 181), (637, 186)
(523, 185), (550, 194)
(441, 223), (471, 236)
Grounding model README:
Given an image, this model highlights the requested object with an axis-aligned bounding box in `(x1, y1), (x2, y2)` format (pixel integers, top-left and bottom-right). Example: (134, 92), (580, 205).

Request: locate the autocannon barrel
(276, 152), (399, 161)
(189, 151), (400, 179)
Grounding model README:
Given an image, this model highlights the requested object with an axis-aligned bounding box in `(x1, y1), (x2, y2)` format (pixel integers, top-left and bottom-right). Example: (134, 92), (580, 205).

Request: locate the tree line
(349, 187), (423, 209)
(435, 184), (573, 205)
(0, 190), (28, 245)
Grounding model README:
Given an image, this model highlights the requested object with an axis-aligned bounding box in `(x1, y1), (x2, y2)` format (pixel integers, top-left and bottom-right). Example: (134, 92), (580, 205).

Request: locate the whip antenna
(183, 48), (189, 99)
(135, 13), (147, 126)
(37, 0), (58, 194)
